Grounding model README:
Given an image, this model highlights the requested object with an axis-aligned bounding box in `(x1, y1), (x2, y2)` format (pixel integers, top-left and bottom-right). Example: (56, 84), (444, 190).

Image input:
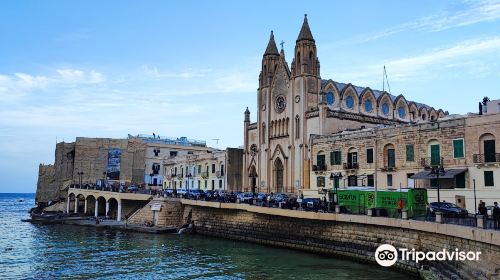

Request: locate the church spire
(296, 14), (314, 42)
(264, 30), (280, 56)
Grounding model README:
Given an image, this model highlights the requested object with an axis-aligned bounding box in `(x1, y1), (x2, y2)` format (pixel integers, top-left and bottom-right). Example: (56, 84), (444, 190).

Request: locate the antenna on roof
(382, 65), (391, 94)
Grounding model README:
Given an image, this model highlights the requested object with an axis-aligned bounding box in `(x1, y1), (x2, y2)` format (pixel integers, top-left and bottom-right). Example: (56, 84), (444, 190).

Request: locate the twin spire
(264, 14), (314, 56)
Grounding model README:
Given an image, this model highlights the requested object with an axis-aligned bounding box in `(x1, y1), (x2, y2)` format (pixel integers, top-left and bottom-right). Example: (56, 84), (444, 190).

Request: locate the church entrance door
(275, 158), (284, 193)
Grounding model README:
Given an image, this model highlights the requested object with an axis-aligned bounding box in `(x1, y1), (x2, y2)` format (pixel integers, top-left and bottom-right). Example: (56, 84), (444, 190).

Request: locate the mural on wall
(106, 148), (122, 180)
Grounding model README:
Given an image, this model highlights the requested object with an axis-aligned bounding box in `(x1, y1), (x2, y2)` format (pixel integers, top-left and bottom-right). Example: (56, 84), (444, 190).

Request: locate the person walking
(492, 202), (500, 230)
(425, 202), (432, 221)
(397, 199), (404, 218)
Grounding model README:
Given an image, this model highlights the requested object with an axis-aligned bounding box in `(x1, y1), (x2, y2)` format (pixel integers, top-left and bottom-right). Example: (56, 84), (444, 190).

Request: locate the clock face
(275, 95), (286, 113)
(295, 95), (300, 103)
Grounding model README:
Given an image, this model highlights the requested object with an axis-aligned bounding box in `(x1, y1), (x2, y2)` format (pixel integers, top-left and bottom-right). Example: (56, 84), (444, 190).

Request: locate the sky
(1, 0), (499, 193)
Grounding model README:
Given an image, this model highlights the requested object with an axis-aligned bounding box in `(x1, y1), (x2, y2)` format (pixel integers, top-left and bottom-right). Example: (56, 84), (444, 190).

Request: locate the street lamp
(430, 158), (445, 204)
(473, 179), (477, 216)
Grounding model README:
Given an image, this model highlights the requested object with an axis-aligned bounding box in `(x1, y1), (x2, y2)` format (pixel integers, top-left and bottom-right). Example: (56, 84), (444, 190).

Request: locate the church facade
(242, 15), (447, 195)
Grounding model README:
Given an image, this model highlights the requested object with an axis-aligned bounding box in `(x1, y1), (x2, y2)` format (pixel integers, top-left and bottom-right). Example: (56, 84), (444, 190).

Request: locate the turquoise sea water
(0, 193), (409, 279)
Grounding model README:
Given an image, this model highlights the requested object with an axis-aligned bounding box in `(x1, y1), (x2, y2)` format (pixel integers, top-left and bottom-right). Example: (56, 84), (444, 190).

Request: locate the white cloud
(357, 0), (500, 43)
(332, 36), (500, 83)
(0, 68), (106, 101)
(140, 64), (211, 79)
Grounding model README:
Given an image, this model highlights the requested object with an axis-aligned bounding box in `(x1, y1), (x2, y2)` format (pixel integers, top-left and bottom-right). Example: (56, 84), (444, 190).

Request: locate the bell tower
(291, 14), (320, 77)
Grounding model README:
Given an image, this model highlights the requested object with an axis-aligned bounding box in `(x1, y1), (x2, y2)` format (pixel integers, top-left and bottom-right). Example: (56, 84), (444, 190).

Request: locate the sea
(0, 193), (409, 279)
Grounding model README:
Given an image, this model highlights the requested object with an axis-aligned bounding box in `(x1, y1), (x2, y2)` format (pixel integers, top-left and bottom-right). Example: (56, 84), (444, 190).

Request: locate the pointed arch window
(262, 123), (266, 144)
(295, 115), (300, 139)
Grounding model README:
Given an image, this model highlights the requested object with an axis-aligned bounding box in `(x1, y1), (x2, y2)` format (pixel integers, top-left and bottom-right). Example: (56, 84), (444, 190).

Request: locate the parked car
(127, 186), (139, 192)
(242, 192), (255, 204)
(271, 193), (289, 207)
(429, 202), (468, 217)
(256, 193), (267, 205)
(301, 198), (321, 212)
(188, 189), (204, 200)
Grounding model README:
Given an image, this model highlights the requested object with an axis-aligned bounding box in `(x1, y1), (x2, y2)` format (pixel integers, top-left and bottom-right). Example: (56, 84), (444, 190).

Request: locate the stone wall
(128, 198), (182, 227)
(36, 142), (75, 204)
(179, 200), (500, 280)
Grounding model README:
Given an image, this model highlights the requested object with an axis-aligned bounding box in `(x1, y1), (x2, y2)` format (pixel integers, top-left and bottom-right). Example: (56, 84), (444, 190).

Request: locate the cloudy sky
(1, 0), (499, 192)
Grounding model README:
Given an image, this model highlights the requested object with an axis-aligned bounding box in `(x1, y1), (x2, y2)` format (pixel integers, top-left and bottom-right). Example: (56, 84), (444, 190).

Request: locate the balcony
(200, 172), (209, 179)
(215, 171), (223, 178)
(312, 165), (327, 174)
(420, 157), (443, 169)
(343, 162), (359, 170)
(381, 166), (397, 172)
(176, 174), (183, 180)
(473, 153), (500, 164)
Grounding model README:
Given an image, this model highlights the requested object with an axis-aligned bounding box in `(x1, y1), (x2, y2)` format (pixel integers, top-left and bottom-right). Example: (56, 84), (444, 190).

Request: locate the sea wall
(178, 200), (500, 280)
(128, 198), (183, 227)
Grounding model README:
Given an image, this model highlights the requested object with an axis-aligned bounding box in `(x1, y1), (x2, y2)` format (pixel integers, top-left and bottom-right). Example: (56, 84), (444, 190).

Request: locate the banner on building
(107, 148), (122, 180)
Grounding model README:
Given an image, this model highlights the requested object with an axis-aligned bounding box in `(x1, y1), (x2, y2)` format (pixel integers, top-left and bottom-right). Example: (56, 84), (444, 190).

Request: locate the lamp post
(473, 179), (477, 216)
(430, 158), (445, 204)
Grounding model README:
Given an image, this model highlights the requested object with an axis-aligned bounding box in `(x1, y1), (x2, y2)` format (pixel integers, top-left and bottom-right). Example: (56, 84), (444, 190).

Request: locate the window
(198, 165), (202, 174)
(398, 106), (406, 118)
(367, 175), (374, 187)
(485, 171), (494, 186)
(317, 176), (325, 188)
(206, 166), (209, 174)
(204, 180), (207, 189)
(453, 139), (464, 158)
(387, 149), (395, 168)
(219, 180), (223, 189)
(406, 144), (415, 162)
(212, 164), (216, 173)
(153, 149), (160, 156)
(197, 180), (200, 188)
(484, 139), (496, 162)
(364, 99), (372, 112)
(174, 167), (177, 175)
(430, 144), (441, 166)
(326, 92), (334, 105)
(382, 103), (390, 115)
(346, 96), (354, 109)
(347, 151), (357, 168)
(211, 180), (215, 190)
(220, 164), (224, 176)
(366, 148), (374, 164)
(387, 174), (393, 187)
(295, 115), (300, 139)
(330, 151), (341, 165)
(169, 151), (177, 157)
(317, 154), (326, 169)
(152, 163), (160, 175)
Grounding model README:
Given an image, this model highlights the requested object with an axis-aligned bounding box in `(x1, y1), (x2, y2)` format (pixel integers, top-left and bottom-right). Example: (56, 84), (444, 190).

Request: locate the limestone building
(242, 15), (446, 195)
(36, 134), (209, 205)
(163, 148), (243, 192)
(310, 111), (500, 213)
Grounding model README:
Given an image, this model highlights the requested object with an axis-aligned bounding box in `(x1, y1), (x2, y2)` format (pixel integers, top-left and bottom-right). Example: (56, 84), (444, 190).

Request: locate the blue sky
(1, 0), (500, 192)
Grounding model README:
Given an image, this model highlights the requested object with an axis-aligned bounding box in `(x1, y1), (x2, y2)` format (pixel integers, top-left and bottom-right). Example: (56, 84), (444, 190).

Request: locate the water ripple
(0, 194), (409, 279)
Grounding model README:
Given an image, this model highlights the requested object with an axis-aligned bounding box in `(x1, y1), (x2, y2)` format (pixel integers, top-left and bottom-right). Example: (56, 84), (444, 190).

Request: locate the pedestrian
(397, 199), (404, 218)
(425, 202), (432, 221)
(492, 202), (500, 230)
(479, 202), (488, 216)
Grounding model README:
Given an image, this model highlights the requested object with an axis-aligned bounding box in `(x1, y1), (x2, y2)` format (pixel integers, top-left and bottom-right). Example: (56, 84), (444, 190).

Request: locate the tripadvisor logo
(375, 244), (398, 267)
(375, 244), (481, 267)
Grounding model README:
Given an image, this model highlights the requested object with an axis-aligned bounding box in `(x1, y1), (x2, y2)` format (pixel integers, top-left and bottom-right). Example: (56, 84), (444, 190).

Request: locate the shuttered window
(330, 151), (341, 165)
(406, 144), (414, 162)
(453, 139), (464, 158)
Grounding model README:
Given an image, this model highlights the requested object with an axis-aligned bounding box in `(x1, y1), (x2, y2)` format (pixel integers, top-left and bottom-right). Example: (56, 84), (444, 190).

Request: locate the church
(242, 15), (447, 195)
